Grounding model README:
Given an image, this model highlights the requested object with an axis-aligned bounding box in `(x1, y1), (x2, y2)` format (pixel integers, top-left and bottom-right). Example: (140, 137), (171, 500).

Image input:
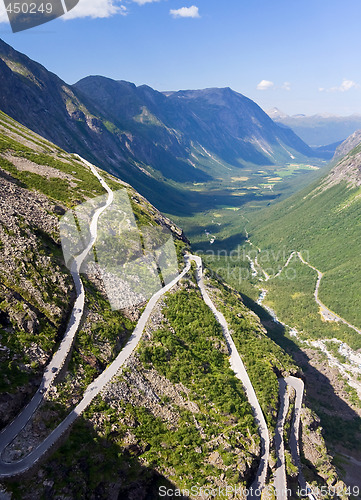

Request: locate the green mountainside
(248, 142), (361, 328)
(200, 137), (361, 493)
(0, 110), (339, 499)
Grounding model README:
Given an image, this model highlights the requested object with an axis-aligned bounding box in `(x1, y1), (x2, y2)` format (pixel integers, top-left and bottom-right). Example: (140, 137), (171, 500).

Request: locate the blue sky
(1, 0), (361, 115)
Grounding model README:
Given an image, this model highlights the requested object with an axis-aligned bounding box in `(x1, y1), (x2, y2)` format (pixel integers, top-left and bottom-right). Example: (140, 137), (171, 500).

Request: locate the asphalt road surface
(286, 376), (306, 491)
(274, 379), (289, 500)
(190, 255), (270, 500)
(0, 254), (190, 476)
(0, 158), (189, 477)
(0, 156), (113, 475)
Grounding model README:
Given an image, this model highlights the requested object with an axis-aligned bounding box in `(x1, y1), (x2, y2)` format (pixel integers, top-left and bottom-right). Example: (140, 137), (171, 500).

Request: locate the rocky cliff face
(332, 129), (361, 161)
(319, 138), (361, 190)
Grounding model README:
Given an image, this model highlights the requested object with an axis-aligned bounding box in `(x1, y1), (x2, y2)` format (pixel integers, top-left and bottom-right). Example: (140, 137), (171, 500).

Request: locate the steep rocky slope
(332, 129), (361, 161)
(0, 112), (264, 497)
(0, 109), (187, 425)
(0, 111), (346, 498)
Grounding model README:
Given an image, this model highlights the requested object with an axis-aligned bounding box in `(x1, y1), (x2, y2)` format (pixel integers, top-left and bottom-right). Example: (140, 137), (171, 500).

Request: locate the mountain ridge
(333, 129), (361, 161)
(75, 76), (315, 166)
(0, 37), (320, 217)
(269, 109), (361, 148)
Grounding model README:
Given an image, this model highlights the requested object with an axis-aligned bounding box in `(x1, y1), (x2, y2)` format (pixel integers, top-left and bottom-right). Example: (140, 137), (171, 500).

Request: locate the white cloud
(319, 79), (360, 93)
(0, 0), (128, 22)
(337, 79), (359, 92)
(63, 0), (127, 20)
(0, 4), (9, 23)
(170, 6), (200, 18)
(282, 81), (291, 91)
(0, 0), (128, 23)
(257, 80), (274, 91)
(0, 0), (165, 22)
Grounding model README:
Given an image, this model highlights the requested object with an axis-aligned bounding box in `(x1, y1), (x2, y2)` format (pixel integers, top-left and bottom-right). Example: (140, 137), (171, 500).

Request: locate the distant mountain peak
(332, 129), (361, 161)
(272, 111), (361, 147)
(266, 107), (289, 120)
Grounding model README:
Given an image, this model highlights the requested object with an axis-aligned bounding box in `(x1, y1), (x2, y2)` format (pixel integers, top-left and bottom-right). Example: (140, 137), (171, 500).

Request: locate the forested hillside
(248, 141), (361, 327)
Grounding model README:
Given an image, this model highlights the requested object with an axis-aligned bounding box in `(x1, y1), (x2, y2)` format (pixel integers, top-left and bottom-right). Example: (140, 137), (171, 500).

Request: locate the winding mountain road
(192, 251), (308, 499)
(190, 255), (270, 499)
(248, 241), (361, 336)
(0, 158), (190, 477)
(274, 378), (289, 500)
(286, 376), (307, 491)
(0, 156), (113, 470)
(297, 252), (361, 334)
(0, 246), (268, 493)
(0, 163), (306, 497)
(0, 257), (191, 477)
(243, 240), (313, 497)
